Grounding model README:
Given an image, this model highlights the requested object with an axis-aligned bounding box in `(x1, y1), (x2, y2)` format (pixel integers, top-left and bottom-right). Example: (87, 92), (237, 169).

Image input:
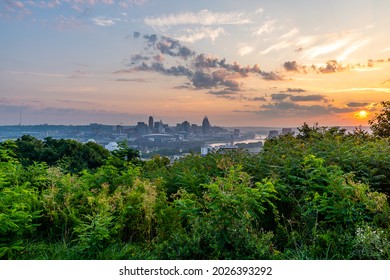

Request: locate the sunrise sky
(1, 0), (389, 127)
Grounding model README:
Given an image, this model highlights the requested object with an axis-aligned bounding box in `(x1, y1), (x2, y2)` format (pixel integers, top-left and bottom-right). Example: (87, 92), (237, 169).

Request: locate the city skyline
(1, 0), (390, 127)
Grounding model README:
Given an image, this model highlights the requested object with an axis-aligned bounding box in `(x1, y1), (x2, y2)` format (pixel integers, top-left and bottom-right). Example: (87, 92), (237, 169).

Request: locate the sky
(1, 0), (390, 127)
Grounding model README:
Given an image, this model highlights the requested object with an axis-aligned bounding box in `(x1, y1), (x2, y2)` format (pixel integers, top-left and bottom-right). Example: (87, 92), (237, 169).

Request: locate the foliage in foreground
(0, 125), (389, 260)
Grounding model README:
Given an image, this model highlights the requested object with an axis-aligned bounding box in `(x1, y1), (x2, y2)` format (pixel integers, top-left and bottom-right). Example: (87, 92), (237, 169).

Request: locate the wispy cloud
(118, 0), (149, 8)
(380, 47), (390, 53)
(337, 39), (370, 61)
(114, 78), (148, 82)
(91, 16), (117, 27)
(237, 44), (254, 56)
(253, 19), (276, 36)
(175, 27), (224, 43)
(144, 9), (251, 30)
(295, 30), (373, 62)
(303, 38), (351, 59)
(260, 40), (291, 55)
(335, 87), (390, 93)
(280, 28), (299, 39)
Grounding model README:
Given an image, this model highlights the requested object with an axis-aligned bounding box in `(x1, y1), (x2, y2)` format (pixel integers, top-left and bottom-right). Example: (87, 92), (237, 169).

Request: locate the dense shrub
(0, 128), (389, 260)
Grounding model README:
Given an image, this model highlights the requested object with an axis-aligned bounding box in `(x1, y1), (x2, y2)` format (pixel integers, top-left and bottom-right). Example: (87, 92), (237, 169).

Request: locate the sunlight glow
(355, 110), (368, 119)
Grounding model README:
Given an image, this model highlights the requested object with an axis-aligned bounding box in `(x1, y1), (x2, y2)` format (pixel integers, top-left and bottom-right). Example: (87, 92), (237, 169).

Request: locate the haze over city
(1, 0), (390, 127)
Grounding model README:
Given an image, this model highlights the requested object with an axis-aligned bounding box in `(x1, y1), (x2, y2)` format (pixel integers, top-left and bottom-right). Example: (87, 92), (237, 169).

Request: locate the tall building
(181, 121), (191, 133)
(148, 116), (154, 132)
(136, 122), (149, 136)
(202, 116), (211, 135)
(154, 120), (165, 133)
(116, 125), (124, 134)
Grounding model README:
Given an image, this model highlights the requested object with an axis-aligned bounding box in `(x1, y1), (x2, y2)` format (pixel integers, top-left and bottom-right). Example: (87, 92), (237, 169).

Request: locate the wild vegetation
(1, 104), (389, 260)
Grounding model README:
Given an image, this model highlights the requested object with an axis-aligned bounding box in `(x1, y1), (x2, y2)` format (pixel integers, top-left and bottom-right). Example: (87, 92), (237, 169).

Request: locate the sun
(355, 110), (368, 119)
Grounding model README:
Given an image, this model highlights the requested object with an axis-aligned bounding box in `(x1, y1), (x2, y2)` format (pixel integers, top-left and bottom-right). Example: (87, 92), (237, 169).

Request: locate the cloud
(260, 40), (291, 55)
(175, 27), (225, 43)
(290, 94), (326, 102)
(208, 89), (239, 97)
(91, 16), (117, 27)
(346, 102), (370, 108)
(113, 69), (136, 74)
(277, 102), (351, 114)
(255, 8), (264, 14)
(268, 91), (327, 103)
(128, 32), (285, 91)
(280, 28), (299, 39)
(114, 78), (148, 82)
(144, 9), (251, 30)
(286, 88), (306, 93)
(335, 87), (390, 93)
(248, 96), (266, 102)
(238, 44), (254, 56)
(271, 93), (290, 101)
(191, 71), (214, 88)
(283, 60), (348, 74)
(65, 0), (114, 12)
(260, 71), (284, 81)
(235, 102), (355, 119)
(283, 61), (303, 72)
(190, 70), (242, 92)
(253, 19), (276, 36)
(380, 47), (390, 53)
(118, 0), (149, 8)
(304, 38), (350, 59)
(317, 60), (348, 74)
(129, 54), (150, 64)
(296, 30), (373, 62)
(155, 36), (195, 59)
(133, 31), (141, 38)
(337, 39), (370, 61)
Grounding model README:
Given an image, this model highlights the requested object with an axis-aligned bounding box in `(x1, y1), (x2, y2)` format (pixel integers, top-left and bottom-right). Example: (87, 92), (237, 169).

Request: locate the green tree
(110, 140), (141, 168)
(369, 101), (390, 137)
(156, 166), (278, 259)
